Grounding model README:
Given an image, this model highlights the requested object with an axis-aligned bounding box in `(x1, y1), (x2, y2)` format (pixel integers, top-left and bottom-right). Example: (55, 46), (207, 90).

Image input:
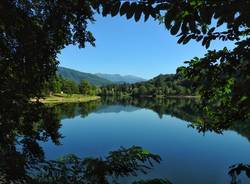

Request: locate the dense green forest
(45, 67), (198, 98)
(45, 71), (198, 98)
(43, 76), (99, 96)
(100, 74), (198, 97)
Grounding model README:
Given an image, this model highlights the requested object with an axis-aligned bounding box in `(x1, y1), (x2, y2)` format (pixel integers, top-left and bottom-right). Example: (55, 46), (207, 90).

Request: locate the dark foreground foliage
(1, 1), (250, 184)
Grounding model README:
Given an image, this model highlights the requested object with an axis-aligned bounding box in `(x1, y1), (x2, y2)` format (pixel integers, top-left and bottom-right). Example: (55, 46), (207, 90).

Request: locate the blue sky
(58, 14), (232, 79)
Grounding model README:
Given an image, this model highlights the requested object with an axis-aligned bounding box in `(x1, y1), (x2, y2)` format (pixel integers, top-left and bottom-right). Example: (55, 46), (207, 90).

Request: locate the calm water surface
(41, 98), (250, 184)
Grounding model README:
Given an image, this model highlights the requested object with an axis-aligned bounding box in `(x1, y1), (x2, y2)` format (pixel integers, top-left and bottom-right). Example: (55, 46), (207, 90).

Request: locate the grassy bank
(32, 94), (100, 104)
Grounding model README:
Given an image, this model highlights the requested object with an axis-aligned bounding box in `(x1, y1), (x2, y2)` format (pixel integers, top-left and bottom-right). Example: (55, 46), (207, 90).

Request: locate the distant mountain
(57, 67), (146, 86)
(57, 67), (112, 86)
(95, 73), (146, 84)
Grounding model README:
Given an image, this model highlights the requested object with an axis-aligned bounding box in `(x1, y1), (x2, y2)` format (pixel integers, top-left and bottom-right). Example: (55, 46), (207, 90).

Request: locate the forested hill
(57, 67), (113, 86)
(57, 67), (146, 86)
(100, 74), (198, 97)
(56, 67), (197, 97)
(95, 73), (146, 84)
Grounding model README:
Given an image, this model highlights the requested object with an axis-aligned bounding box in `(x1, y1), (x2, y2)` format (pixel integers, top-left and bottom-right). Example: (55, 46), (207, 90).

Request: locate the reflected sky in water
(42, 101), (250, 184)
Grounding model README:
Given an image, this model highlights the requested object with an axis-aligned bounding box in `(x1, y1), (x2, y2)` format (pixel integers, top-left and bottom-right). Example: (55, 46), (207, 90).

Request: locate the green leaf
(200, 7), (213, 24)
(142, 149), (150, 155)
(240, 96), (247, 102)
(91, 1), (101, 10)
(201, 24), (208, 34)
(134, 4), (143, 22)
(120, 2), (130, 16)
(164, 10), (175, 30)
(208, 27), (215, 34)
(205, 38), (211, 48)
(177, 34), (186, 44)
(202, 36), (208, 46)
(196, 35), (203, 42)
(143, 5), (150, 22)
(217, 18), (224, 27)
(189, 18), (196, 33)
(181, 19), (189, 33)
(149, 6), (156, 19)
(102, 4), (110, 17)
(183, 34), (194, 44)
(170, 21), (181, 35)
(126, 2), (136, 19)
(111, 1), (121, 17)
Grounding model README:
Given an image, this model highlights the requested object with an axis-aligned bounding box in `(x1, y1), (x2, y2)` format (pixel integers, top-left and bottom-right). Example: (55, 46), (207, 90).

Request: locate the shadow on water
(0, 98), (250, 183)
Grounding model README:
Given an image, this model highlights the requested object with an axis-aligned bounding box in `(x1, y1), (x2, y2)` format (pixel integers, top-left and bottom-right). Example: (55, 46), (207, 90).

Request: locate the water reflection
(35, 146), (164, 184)
(0, 101), (164, 184)
(101, 97), (250, 137)
(0, 98), (250, 183)
(0, 103), (61, 183)
(229, 164), (250, 184)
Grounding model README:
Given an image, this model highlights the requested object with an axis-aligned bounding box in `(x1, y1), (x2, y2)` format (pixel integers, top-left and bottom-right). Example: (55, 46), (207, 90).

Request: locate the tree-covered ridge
(45, 72), (197, 97)
(96, 73), (146, 84)
(58, 67), (113, 86)
(58, 67), (146, 85)
(99, 74), (198, 97)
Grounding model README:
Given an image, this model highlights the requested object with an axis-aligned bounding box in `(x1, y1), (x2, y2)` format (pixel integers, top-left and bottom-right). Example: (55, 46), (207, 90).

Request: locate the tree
(61, 79), (79, 95)
(0, 0), (95, 105)
(79, 80), (91, 95)
(90, 85), (98, 96)
(47, 76), (63, 94)
(138, 86), (147, 96)
(99, 73), (195, 98)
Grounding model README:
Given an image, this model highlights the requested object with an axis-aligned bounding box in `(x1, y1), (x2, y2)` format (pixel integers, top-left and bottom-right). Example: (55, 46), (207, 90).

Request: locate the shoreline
(31, 94), (101, 104)
(31, 94), (199, 104)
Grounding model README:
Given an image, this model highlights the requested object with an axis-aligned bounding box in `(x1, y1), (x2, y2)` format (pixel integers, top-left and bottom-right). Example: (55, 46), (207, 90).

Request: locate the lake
(39, 98), (250, 184)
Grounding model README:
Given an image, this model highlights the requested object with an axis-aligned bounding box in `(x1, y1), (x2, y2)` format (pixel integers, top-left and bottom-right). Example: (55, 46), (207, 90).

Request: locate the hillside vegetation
(58, 67), (113, 86)
(96, 73), (146, 84)
(58, 67), (146, 86)
(100, 74), (198, 97)
(46, 69), (197, 98)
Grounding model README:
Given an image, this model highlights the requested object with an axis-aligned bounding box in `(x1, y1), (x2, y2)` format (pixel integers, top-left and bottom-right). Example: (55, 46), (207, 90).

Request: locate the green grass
(32, 93), (100, 104)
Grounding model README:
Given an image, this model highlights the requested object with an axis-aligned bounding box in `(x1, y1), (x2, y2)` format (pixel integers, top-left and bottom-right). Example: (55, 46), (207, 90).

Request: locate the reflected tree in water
(1, 98), (250, 183)
(101, 97), (250, 136)
(34, 146), (161, 184)
(228, 163), (250, 184)
(0, 102), (61, 183)
(0, 102), (169, 184)
(133, 179), (172, 184)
